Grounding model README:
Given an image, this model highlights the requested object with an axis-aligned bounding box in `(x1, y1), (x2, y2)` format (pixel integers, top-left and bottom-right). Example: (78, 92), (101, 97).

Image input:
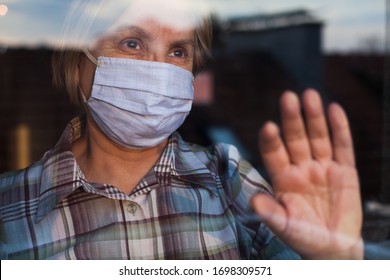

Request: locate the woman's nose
(148, 52), (166, 63)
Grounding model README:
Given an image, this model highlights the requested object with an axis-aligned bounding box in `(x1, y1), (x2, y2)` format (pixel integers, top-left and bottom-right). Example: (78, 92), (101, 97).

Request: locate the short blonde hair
(52, 18), (213, 105)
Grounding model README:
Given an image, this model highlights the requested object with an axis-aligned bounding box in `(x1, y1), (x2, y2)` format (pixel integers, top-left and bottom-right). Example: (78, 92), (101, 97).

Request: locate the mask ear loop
(78, 85), (88, 104)
(78, 48), (101, 104)
(82, 48), (101, 67)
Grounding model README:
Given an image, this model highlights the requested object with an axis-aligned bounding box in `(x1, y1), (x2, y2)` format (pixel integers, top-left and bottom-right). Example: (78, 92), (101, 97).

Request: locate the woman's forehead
(111, 20), (194, 37)
(61, 0), (209, 49)
(107, 0), (205, 33)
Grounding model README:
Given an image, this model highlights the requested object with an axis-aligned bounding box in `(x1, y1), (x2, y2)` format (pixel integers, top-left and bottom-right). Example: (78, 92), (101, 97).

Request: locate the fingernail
(285, 90), (297, 101)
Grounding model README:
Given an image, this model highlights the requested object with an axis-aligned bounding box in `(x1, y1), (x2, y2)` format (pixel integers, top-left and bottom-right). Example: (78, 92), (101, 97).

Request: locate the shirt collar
(35, 117), (85, 223)
(154, 132), (218, 194)
(35, 117), (218, 223)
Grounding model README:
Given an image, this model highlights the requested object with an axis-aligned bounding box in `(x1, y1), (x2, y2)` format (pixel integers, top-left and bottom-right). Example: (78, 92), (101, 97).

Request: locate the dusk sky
(0, 0), (385, 52)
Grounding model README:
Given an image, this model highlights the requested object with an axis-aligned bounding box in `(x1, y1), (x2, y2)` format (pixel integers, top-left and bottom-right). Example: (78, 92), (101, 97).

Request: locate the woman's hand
(252, 89), (363, 259)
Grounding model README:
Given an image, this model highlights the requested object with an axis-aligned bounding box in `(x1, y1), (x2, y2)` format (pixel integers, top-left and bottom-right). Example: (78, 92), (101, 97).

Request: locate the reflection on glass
(0, 0), (387, 260)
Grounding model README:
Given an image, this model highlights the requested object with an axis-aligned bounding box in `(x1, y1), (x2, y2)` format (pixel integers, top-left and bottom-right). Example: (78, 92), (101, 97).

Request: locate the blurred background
(0, 0), (388, 258)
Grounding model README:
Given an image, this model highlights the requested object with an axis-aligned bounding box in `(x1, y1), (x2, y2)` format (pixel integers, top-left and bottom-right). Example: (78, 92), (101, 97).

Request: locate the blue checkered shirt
(0, 117), (300, 259)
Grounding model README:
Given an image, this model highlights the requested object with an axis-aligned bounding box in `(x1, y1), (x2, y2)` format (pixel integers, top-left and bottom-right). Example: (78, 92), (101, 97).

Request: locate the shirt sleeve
(0, 218), (8, 260)
(218, 143), (301, 260)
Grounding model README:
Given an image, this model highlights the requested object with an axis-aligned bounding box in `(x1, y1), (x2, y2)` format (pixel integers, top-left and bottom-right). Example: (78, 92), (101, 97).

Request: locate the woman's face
(78, 19), (195, 99)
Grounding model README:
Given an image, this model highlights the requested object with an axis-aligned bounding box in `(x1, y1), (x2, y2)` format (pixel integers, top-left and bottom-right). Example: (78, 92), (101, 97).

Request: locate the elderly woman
(0, 1), (362, 259)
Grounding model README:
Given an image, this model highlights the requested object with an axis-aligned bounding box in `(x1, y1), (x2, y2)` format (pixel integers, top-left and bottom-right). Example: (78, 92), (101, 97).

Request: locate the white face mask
(81, 56), (194, 149)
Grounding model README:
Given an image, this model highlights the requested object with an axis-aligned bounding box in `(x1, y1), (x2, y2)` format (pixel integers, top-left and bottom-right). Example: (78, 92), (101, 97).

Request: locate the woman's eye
(124, 40), (140, 49)
(169, 50), (186, 58)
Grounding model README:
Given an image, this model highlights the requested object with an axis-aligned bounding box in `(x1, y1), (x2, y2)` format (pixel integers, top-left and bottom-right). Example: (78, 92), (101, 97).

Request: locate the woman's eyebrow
(113, 25), (152, 40)
(173, 39), (195, 46)
(170, 39), (195, 50)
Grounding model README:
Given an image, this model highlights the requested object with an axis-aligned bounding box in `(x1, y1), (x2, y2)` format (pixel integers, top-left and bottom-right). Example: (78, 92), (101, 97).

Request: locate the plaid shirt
(0, 117), (300, 260)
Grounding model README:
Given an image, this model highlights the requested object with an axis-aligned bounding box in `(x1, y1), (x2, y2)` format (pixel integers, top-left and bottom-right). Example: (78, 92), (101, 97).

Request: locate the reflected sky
(0, 0), (385, 52)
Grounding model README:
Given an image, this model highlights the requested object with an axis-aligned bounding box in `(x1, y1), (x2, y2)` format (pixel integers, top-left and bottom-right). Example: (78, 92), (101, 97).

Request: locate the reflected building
(225, 9), (323, 90)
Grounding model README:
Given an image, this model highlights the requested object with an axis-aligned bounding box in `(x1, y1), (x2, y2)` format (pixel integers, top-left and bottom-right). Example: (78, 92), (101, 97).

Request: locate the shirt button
(126, 202), (137, 215)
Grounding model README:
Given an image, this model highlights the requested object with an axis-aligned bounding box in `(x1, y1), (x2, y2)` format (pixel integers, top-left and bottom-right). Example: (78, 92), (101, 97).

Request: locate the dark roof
(226, 9), (323, 32)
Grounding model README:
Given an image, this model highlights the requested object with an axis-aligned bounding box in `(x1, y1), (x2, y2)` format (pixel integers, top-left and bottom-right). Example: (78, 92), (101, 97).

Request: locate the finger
(280, 91), (311, 163)
(259, 121), (290, 177)
(302, 89), (332, 161)
(328, 103), (355, 166)
(251, 193), (287, 236)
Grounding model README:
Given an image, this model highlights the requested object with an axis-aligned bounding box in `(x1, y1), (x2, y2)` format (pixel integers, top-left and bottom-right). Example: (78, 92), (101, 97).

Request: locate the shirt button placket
(126, 202), (138, 216)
